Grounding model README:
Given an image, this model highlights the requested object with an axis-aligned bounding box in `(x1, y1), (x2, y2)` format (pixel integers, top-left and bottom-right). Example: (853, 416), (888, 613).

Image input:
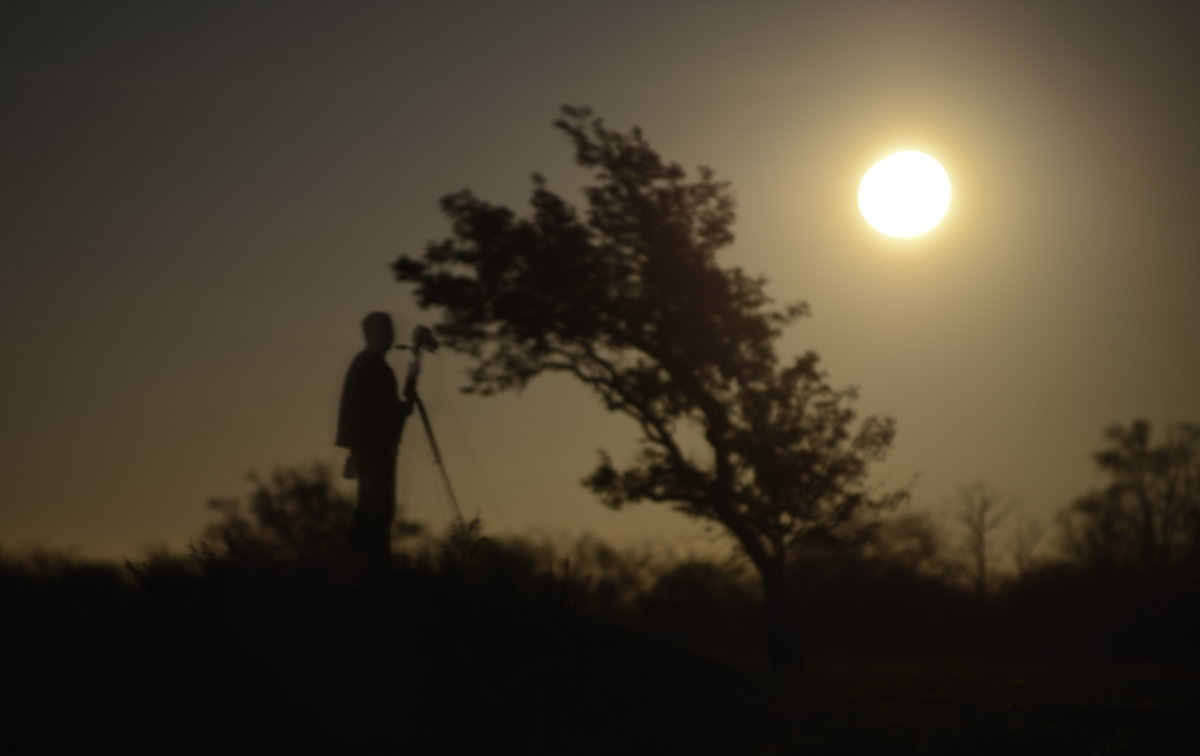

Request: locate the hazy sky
(3, 1), (1198, 559)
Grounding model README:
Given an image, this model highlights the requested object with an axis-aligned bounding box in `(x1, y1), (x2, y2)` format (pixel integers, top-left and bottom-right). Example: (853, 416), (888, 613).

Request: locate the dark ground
(3, 551), (1197, 755)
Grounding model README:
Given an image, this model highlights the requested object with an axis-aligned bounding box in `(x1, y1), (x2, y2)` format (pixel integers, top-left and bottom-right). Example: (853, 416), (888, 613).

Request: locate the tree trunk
(760, 558), (796, 679)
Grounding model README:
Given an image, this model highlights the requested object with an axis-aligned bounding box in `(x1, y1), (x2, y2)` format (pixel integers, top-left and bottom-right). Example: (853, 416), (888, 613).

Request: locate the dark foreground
(4, 553), (1197, 755)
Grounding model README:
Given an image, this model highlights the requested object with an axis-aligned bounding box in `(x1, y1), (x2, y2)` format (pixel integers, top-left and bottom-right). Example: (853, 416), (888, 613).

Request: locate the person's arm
(335, 354), (365, 448)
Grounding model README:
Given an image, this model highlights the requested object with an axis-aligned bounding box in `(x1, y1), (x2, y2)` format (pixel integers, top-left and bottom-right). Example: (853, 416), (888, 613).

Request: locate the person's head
(361, 312), (395, 353)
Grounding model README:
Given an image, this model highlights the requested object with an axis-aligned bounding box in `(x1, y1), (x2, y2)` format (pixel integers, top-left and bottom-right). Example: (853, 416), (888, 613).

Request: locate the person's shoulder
(345, 348), (375, 374)
(350, 349), (394, 374)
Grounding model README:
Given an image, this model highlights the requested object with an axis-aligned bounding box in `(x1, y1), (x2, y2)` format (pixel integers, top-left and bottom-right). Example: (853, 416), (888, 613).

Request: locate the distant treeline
(183, 417), (1199, 662)
(9, 416), (1196, 667)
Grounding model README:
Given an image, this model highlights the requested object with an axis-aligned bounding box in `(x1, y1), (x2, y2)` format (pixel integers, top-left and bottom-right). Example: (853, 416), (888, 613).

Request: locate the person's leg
(375, 451), (396, 558)
(347, 446), (396, 568)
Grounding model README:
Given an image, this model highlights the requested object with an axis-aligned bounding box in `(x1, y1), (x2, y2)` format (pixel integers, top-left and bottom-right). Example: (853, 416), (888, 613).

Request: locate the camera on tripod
(412, 325), (439, 353)
(399, 324), (439, 354)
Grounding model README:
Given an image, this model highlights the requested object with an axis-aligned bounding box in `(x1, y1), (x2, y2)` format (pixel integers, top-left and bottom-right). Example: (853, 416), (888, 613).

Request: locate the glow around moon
(858, 151), (951, 237)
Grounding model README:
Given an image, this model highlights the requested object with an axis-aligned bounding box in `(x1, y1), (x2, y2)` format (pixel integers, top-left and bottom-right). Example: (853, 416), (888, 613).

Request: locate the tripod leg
(414, 396), (464, 522)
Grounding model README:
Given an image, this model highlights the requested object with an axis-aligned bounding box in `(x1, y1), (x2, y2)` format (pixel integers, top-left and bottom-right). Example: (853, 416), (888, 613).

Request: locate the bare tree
(956, 482), (1011, 595)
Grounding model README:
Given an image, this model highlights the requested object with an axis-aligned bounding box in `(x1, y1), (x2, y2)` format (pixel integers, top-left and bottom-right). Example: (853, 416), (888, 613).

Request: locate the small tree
(867, 512), (948, 578)
(1060, 420), (1200, 572)
(202, 463), (419, 563)
(1009, 516), (1044, 578)
(393, 107), (904, 670)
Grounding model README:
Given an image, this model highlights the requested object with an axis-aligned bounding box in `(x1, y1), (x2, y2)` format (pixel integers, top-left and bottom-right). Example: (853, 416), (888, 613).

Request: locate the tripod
(396, 326), (463, 523)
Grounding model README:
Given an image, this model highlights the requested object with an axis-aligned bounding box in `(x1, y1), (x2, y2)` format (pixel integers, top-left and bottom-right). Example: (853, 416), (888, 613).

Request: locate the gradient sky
(3, 1), (1198, 560)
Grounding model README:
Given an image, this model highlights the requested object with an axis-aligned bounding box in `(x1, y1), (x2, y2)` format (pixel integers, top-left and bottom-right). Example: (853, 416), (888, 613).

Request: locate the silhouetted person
(337, 312), (410, 569)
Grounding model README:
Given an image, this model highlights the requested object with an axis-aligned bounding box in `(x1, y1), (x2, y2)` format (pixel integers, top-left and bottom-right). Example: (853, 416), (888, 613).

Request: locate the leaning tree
(393, 106), (905, 670)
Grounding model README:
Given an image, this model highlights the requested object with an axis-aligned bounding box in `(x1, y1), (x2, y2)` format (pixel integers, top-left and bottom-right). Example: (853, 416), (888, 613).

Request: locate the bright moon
(858, 151), (951, 237)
